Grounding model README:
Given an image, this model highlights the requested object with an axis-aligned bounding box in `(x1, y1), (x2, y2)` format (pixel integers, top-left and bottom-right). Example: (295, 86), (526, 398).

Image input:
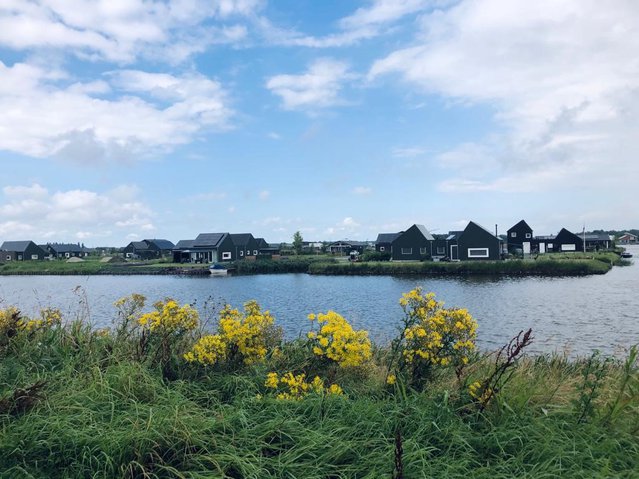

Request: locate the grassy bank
(309, 258), (613, 276)
(1, 291), (638, 478)
(230, 256), (337, 274)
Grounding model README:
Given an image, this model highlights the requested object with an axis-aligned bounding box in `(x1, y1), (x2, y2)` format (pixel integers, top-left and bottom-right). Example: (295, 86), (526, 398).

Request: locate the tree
(292, 231), (303, 255)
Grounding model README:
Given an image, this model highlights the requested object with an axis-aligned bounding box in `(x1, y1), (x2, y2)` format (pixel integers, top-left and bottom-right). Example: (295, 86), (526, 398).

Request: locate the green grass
(309, 258), (612, 276)
(1, 306), (638, 478)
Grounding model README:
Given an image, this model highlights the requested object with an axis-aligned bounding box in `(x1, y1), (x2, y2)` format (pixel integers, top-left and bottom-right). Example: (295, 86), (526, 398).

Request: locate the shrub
(307, 311), (372, 368)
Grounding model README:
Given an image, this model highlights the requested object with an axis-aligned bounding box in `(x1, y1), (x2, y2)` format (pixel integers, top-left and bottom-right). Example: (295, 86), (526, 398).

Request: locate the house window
(467, 248), (489, 258)
(253, 250), (258, 255)
(436, 247), (445, 255)
(561, 244), (576, 251)
(525, 233), (532, 238)
(246, 250), (250, 256)
(379, 246), (385, 251)
(420, 247), (428, 255)
(240, 250), (244, 256)
(6, 255), (11, 261)
(31, 254), (39, 260)
(510, 232), (517, 237)
(401, 248), (412, 255)
(222, 252), (231, 260)
(65, 252), (70, 258)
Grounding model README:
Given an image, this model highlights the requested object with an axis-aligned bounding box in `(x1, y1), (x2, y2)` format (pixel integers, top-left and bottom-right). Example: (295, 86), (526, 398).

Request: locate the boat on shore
(621, 251), (633, 259)
(209, 263), (228, 276)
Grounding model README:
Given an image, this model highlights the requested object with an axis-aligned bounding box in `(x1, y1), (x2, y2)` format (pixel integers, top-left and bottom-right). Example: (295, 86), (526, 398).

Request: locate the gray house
(1, 241), (47, 261)
(172, 233), (235, 263)
(455, 222), (501, 261)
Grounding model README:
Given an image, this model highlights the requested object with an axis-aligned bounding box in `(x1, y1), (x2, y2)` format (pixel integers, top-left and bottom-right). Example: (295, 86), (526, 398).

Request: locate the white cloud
(0, 62), (232, 162)
(370, 0), (639, 193)
(353, 186), (373, 195)
(392, 147), (426, 158)
(266, 58), (354, 111)
(0, 0), (254, 64)
(0, 183), (155, 243)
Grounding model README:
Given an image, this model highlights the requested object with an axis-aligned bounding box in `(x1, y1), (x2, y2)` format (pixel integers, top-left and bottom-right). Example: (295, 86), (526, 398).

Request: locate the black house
(375, 233), (399, 253)
(172, 233), (235, 263)
(44, 243), (90, 259)
(388, 224), (434, 261)
(507, 220), (533, 254)
(552, 228), (584, 252)
(455, 222), (501, 261)
(123, 239), (175, 260)
(1, 241), (47, 261)
(229, 233), (259, 259)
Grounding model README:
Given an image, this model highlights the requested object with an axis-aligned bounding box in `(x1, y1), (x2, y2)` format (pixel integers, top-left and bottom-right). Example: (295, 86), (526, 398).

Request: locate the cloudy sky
(1, 0), (638, 246)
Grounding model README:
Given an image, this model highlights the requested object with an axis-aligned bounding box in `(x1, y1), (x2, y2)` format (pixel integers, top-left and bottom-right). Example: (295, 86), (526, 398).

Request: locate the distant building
(44, 243), (91, 259)
(123, 239), (175, 259)
(455, 221), (501, 261)
(173, 233), (235, 263)
(618, 232), (638, 244)
(378, 224), (435, 261)
(1, 241), (47, 261)
(507, 220), (533, 255)
(327, 240), (368, 255)
(229, 233), (258, 259)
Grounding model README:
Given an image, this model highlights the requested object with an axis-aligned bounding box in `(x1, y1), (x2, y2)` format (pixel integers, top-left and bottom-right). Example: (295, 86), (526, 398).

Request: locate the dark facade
(552, 228), (584, 252)
(44, 243), (90, 259)
(123, 239), (175, 259)
(1, 241), (47, 261)
(389, 224), (434, 261)
(172, 233), (236, 263)
(229, 234), (259, 259)
(375, 233), (399, 253)
(457, 222), (501, 261)
(507, 220), (533, 254)
(328, 241), (367, 255)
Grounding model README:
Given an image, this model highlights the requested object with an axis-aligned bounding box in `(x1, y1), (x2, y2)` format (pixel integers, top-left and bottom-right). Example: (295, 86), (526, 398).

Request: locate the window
(253, 250), (258, 255)
(436, 247), (445, 255)
(65, 252), (70, 258)
(222, 252), (231, 260)
(510, 232), (517, 237)
(561, 244), (576, 251)
(467, 248), (489, 258)
(246, 250), (250, 256)
(6, 255), (11, 261)
(240, 250), (244, 256)
(420, 247), (428, 255)
(525, 233), (532, 238)
(379, 246), (385, 251)
(31, 254), (39, 260)
(401, 248), (412, 255)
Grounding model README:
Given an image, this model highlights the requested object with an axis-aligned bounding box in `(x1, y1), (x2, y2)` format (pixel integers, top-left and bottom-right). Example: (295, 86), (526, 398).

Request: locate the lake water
(1, 245), (638, 356)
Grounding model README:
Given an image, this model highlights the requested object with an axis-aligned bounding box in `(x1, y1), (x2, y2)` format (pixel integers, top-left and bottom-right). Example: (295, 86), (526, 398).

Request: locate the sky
(1, 0), (638, 247)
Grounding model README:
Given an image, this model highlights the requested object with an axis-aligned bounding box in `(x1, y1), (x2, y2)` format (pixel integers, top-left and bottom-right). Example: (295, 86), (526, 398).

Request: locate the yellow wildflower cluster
(468, 380), (493, 405)
(264, 371), (343, 400)
(307, 311), (372, 368)
(401, 288), (477, 367)
(138, 299), (199, 334)
(185, 300), (277, 366)
(0, 306), (20, 337)
(17, 307), (63, 333)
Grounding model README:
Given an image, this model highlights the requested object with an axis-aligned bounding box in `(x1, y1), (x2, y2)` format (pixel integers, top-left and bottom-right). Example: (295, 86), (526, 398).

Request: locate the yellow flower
(265, 372), (279, 389)
(386, 374), (397, 385)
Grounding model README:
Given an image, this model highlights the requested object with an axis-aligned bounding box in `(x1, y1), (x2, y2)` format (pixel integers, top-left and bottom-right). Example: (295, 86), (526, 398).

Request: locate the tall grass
(1, 306), (638, 477)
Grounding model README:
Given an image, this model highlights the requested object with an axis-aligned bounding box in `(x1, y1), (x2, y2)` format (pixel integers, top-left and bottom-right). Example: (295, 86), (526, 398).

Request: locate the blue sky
(1, 0), (638, 246)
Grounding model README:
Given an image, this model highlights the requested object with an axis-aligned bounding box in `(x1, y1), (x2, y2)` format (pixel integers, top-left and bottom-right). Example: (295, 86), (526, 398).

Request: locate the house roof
(414, 224), (435, 241)
(255, 237), (269, 248)
(229, 233), (254, 247)
(446, 231), (463, 241)
(376, 233), (400, 243)
(174, 240), (196, 250)
(194, 233), (228, 248)
(131, 241), (149, 250)
(46, 243), (87, 253)
(507, 219), (532, 232)
(1, 240), (34, 252)
(465, 221), (499, 239)
(145, 239), (175, 250)
(329, 240), (367, 247)
(584, 233), (612, 241)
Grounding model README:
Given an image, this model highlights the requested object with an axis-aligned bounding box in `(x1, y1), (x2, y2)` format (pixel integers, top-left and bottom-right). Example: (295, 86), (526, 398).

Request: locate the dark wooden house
(1, 241), (47, 261)
(375, 233), (399, 253)
(507, 220), (533, 254)
(328, 240), (367, 255)
(456, 222), (501, 261)
(123, 239), (175, 260)
(552, 228), (584, 252)
(44, 243), (90, 259)
(388, 224), (434, 261)
(172, 233), (235, 263)
(230, 234), (259, 259)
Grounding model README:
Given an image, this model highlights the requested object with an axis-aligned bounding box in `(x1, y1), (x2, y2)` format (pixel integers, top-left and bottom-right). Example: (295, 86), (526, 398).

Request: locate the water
(1, 245), (638, 356)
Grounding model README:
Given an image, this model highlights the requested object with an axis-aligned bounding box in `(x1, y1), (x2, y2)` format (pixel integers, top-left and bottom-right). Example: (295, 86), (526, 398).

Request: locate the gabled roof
(376, 233), (400, 243)
(1, 240), (35, 252)
(464, 221), (499, 239)
(414, 224), (435, 241)
(255, 237), (269, 248)
(131, 241), (149, 250)
(174, 240), (196, 249)
(229, 233), (254, 247)
(194, 233), (228, 248)
(507, 219), (532, 232)
(446, 231), (463, 241)
(145, 239), (175, 250)
(46, 243), (87, 253)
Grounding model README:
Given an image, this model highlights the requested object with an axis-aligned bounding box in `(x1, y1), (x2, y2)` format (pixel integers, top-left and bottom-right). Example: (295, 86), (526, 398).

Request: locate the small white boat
(621, 251), (633, 259)
(209, 263), (228, 276)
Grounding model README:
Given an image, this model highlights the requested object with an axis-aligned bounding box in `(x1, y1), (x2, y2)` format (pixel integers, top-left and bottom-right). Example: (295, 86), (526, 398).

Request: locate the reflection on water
(1, 245), (638, 357)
